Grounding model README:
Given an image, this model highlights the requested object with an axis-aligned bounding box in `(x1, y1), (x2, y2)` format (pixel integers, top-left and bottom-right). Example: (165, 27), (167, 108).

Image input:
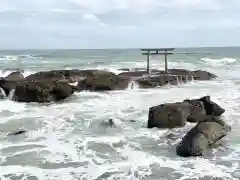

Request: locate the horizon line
(0, 45), (239, 51)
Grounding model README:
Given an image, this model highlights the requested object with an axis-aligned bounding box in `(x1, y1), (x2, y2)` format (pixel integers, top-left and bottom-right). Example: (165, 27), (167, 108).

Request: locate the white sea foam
(0, 53), (239, 180)
(201, 57), (237, 66)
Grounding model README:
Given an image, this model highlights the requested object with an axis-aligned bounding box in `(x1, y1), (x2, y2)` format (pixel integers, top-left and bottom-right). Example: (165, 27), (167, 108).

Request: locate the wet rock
(118, 68), (130, 72)
(186, 96), (225, 116)
(183, 99), (206, 123)
(176, 116), (231, 157)
(0, 78), (18, 96)
(192, 70), (217, 80)
(99, 119), (117, 128)
(118, 71), (149, 78)
(136, 74), (191, 88)
(13, 80), (76, 103)
(148, 102), (191, 129)
(5, 71), (24, 81)
(25, 69), (129, 91)
(118, 69), (217, 89)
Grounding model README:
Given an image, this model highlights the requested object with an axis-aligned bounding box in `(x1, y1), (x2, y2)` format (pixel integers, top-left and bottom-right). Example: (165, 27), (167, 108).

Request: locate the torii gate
(140, 48), (175, 73)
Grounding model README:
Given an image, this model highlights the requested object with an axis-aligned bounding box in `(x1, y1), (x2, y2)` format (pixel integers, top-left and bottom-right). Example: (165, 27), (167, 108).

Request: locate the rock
(176, 116), (231, 157)
(13, 80), (76, 103)
(118, 71), (149, 78)
(25, 69), (78, 82)
(118, 69), (217, 89)
(183, 99), (206, 123)
(8, 130), (26, 136)
(192, 70), (217, 80)
(0, 78), (18, 96)
(99, 119), (116, 128)
(25, 69), (129, 91)
(5, 71), (24, 81)
(186, 96), (225, 116)
(148, 102), (191, 129)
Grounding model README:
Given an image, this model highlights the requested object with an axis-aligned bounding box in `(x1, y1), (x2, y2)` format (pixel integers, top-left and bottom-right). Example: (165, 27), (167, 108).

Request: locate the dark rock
(117, 69), (217, 89)
(118, 68), (130, 71)
(176, 116), (231, 157)
(8, 130), (26, 136)
(192, 70), (217, 80)
(25, 69), (129, 91)
(5, 71), (24, 81)
(186, 96), (225, 116)
(183, 100), (206, 123)
(0, 78), (18, 96)
(136, 74), (191, 88)
(99, 119), (116, 128)
(13, 80), (76, 103)
(118, 71), (149, 78)
(148, 102), (191, 129)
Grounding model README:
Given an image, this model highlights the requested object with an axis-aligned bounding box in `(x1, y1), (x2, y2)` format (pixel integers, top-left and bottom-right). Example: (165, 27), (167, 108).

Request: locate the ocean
(0, 47), (239, 180)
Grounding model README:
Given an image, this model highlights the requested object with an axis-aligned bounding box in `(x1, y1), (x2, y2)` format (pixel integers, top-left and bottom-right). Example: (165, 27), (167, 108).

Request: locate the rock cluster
(0, 68), (217, 103)
(147, 95), (230, 157)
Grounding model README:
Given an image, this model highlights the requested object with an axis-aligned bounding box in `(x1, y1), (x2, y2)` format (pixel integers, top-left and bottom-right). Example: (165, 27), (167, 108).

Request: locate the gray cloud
(0, 0), (240, 48)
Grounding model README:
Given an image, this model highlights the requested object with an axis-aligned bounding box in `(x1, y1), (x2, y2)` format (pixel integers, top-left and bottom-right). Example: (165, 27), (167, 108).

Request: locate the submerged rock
(148, 102), (191, 129)
(176, 116), (231, 157)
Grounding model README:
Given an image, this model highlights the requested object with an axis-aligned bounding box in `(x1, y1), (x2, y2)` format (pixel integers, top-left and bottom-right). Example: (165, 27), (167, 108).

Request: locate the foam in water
(0, 50), (240, 180)
(8, 89), (15, 100)
(0, 87), (7, 99)
(127, 80), (139, 90)
(201, 57), (237, 66)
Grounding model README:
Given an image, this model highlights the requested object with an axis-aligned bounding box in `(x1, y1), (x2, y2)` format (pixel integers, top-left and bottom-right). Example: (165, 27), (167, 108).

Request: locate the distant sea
(0, 47), (240, 180)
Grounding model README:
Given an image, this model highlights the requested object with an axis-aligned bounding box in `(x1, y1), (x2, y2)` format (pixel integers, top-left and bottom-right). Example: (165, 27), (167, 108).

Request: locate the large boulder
(25, 69), (129, 91)
(176, 116), (231, 157)
(5, 71), (24, 81)
(12, 80), (77, 103)
(148, 102), (191, 129)
(185, 96), (225, 116)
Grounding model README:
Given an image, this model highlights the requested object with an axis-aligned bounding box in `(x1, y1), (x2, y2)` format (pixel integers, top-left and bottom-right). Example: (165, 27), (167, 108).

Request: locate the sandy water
(0, 48), (240, 180)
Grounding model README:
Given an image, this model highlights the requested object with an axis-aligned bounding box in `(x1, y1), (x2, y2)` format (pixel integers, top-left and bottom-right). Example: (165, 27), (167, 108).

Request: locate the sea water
(0, 47), (240, 180)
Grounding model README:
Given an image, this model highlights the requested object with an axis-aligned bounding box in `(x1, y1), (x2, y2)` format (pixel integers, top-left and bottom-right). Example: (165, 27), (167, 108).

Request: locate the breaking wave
(201, 57), (237, 66)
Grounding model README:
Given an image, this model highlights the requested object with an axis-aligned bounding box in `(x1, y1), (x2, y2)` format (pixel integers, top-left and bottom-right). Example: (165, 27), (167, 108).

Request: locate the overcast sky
(0, 0), (240, 49)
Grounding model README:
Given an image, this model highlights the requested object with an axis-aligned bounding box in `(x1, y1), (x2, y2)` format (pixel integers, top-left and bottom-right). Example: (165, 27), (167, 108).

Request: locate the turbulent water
(0, 47), (240, 180)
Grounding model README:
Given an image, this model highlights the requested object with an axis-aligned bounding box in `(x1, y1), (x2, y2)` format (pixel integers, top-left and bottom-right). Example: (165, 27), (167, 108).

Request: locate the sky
(0, 0), (240, 49)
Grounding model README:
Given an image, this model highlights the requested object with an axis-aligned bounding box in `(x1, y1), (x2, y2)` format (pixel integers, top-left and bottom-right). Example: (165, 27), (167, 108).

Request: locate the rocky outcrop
(25, 69), (129, 91)
(148, 102), (191, 129)
(184, 96), (225, 117)
(5, 71), (24, 81)
(12, 80), (77, 103)
(176, 116), (231, 157)
(118, 69), (217, 89)
(148, 96), (225, 128)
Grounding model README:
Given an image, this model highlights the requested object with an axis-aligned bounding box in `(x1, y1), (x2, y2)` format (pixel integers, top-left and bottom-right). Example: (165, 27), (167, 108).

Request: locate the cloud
(0, 0), (240, 48)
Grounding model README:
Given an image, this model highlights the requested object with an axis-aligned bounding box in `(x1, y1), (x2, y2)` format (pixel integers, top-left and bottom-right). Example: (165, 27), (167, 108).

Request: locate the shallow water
(0, 48), (240, 180)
